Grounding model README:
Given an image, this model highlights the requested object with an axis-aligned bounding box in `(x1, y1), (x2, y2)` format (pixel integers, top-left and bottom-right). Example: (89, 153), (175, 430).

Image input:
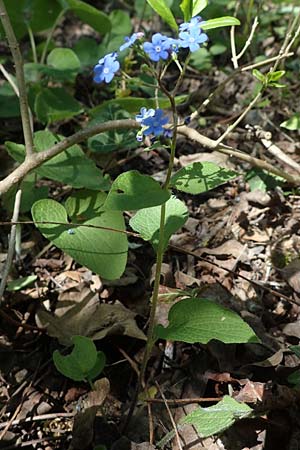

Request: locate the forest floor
(1, 3), (300, 450)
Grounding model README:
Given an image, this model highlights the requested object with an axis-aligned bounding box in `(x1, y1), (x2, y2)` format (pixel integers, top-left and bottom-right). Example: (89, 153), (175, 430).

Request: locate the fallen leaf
(281, 258), (300, 293)
(36, 286), (146, 345)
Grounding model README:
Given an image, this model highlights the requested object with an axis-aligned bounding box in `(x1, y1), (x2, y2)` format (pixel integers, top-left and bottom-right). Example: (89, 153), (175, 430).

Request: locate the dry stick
(190, 51), (294, 122)
(169, 244), (300, 306)
(156, 381), (183, 450)
(0, 412), (75, 431)
(146, 397), (222, 405)
(0, 189), (22, 303)
(0, 119), (140, 196)
(231, 16), (259, 69)
(178, 125), (300, 184)
(0, 0), (34, 157)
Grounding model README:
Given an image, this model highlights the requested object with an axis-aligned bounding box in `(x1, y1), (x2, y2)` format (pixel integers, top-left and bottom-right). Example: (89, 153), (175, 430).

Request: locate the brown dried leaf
(281, 258), (300, 293)
(36, 286), (146, 345)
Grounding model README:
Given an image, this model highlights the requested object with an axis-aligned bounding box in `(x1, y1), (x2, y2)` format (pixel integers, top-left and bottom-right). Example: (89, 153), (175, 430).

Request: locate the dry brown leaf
(196, 239), (247, 259)
(281, 258), (300, 293)
(70, 378), (110, 450)
(36, 286), (146, 345)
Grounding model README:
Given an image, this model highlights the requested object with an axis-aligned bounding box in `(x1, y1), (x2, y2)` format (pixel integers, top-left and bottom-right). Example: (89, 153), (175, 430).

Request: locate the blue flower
(143, 33), (173, 62)
(119, 32), (144, 52)
(178, 28), (208, 52)
(93, 52), (120, 84)
(142, 109), (169, 137)
(135, 107), (155, 123)
(179, 16), (205, 32)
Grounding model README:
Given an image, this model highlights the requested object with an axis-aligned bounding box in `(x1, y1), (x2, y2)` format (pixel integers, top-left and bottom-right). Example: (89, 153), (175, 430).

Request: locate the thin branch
(178, 125), (300, 185)
(0, 0), (34, 156)
(230, 25), (238, 69)
(156, 381), (183, 450)
(236, 16), (259, 60)
(0, 189), (22, 303)
(0, 63), (19, 96)
(0, 119), (140, 196)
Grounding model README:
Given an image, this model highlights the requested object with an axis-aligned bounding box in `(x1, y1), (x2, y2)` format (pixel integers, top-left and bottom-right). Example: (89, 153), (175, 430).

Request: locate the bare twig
(0, 0), (34, 156)
(0, 412), (75, 431)
(178, 125), (300, 185)
(156, 382), (183, 450)
(0, 119), (140, 196)
(0, 189), (22, 303)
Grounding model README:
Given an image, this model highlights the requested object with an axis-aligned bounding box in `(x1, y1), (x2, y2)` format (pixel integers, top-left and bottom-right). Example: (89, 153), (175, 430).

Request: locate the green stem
(40, 9), (66, 64)
(27, 24), (37, 63)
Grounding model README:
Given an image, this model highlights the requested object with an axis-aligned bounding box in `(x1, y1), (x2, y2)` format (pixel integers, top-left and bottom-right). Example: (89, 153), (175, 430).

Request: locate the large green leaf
(146, 0), (178, 30)
(46, 48), (81, 80)
(170, 162), (237, 194)
(104, 171), (170, 211)
(129, 196), (188, 251)
(155, 297), (259, 344)
(182, 396), (252, 437)
(64, 0), (111, 34)
(202, 16), (241, 30)
(5, 130), (109, 191)
(34, 87), (83, 124)
(32, 192), (128, 280)
(1, 0), (62, 40)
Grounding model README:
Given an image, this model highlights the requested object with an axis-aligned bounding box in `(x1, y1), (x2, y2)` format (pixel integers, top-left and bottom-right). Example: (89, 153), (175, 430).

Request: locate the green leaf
(7, 275), (38, 292)
(290, 345), (300, 359)
(104, 171), (170, 211)
(146, 0), (178, 30)
(88, 105), (139, 154)
(64, 0), (111, 34)
(180, 0), (193, 21)
(47, 48), (80, 78)
(281, 113), (300, 130)
(89, 95), (187, 116)
(5, 131), (109, 191)
(155, 297), (259, 344)
(252, 69), (266, 83)
(34, 87), (83, 124)
(182, 396), (252, 437)
(245, 168), (284, 192)
(32, 192), (128, 280)
(87, 351), (106, 382)
(129, 196), (188, 251)
(109, 9), (132, 36)
(0, 82), (20, 118)
(288, 371), (300, 386)
(170, 162), (237, 194)
(2, 173), (49, 213)
(73, 37), (99, 67)
(192, 0), (208, 17)
(53, 335), (98, 381)
(267, 70), (285, 82)
(202, 16), (241, 30)
(1, 0), (62, 40)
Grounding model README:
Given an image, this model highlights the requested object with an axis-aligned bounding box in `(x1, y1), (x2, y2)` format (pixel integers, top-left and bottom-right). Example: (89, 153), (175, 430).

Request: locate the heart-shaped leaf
(34, 87), (83, 124)
(155, 297), (259, 344)
(129, 196), (188, 251)
(104, 171), (170, 211)
(64, 0), (111, 34)
(32, 191), (128, 280)
(53, 335), (105, 382)
(170, 162), (237, 194)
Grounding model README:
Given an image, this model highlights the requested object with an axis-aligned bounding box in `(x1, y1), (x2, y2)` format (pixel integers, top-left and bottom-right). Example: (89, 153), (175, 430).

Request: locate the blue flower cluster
(135, 107), (169, 140)
(93, 16), (207, 84)
(93, 32), (144, 84)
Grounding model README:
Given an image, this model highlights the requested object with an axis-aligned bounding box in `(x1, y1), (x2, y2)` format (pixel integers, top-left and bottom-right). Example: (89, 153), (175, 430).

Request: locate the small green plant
(53, 335), (106, 387)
